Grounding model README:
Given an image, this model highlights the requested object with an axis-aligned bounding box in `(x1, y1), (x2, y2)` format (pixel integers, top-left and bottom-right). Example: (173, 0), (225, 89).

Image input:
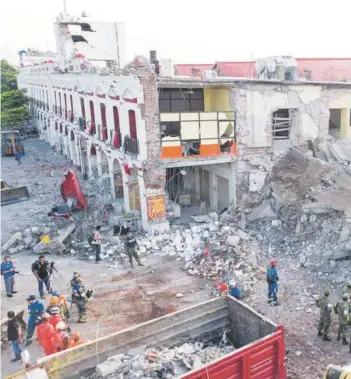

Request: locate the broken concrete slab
(249, 172), (267, 192)
(247, 200), (276, 221)
(226, 235), (241, 247)
(95, 354), (125, 377)
(2, 232), (22, 252)
(56, 223), (76, 243)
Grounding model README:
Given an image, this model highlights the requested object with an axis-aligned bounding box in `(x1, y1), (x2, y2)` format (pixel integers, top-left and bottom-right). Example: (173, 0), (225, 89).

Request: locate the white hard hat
(56, 321), (66, 330)
(50, 306), (60, 315)
(229, 280), (237, 287)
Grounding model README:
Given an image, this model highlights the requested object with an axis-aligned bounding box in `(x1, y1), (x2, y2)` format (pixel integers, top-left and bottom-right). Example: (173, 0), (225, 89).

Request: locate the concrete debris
(247, 200), (276, 221)
(90, 339), (235, 379)
(175, 293), (184, 298)
(226, 235), (240, 247)
(2, 232), (22, 252)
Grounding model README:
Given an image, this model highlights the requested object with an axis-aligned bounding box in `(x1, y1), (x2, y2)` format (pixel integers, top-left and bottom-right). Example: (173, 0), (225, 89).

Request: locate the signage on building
(147, 195), (166, 220)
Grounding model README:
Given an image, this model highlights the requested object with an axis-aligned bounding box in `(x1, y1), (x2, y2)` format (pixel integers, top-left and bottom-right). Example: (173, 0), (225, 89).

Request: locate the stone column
(210, 172), (218, 211)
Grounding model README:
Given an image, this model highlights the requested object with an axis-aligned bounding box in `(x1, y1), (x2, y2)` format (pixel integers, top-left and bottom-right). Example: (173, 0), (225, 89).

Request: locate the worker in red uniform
(36, 313), (55, 356)
(70, 332), (86, 347)
(48, 305), (63, 329)
(51, 321), (71, 353)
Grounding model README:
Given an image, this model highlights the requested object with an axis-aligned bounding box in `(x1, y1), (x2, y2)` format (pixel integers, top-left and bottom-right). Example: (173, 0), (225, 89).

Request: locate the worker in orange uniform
(48, 305), (63, 329)
(70, 332), (86, 347)
(36, 313), (55, 356)
(52, 291), (70, 321)
(51, 321), (72, 353)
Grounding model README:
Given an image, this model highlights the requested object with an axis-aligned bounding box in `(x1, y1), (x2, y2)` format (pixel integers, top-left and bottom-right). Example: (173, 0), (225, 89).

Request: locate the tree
(1, 59), (29, 128)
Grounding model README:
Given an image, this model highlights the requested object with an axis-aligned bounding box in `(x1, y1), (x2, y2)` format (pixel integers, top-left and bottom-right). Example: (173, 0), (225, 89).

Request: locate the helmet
(49, 297), (59, 305)
(56, 321), (66, 330)
(324, 289), (330, 297)
(72, 332), (80, 341)
(270, 259), (277, 266)
(52, 291), (60, 297)
(342, 293), (349, 301)
(50, 306), (60, 315)
(41, 312), (51, 320)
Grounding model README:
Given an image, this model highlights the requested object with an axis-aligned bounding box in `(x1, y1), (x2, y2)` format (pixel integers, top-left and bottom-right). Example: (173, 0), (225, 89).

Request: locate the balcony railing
(160, 111), (236, 159)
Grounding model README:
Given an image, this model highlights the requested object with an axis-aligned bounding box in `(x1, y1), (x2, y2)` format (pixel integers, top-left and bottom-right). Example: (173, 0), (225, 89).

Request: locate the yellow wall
(340, 108), (351, 139)
(204, 88), (231, 112)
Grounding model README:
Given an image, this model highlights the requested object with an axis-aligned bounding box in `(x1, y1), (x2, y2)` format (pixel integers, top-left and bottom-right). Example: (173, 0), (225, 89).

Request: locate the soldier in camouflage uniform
(316, 289), (332, 341)
(72, 278), (89, 323)
(342, 282), (351, 303)
(335, 293), (350, 345)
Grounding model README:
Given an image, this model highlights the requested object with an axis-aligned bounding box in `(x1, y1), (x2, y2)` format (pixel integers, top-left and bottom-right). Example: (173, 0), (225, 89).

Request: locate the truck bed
(6, 296), (286, 379)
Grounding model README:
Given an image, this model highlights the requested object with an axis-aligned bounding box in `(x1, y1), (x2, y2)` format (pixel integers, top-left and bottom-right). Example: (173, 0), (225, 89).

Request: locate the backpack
(87, 233), (94, 246)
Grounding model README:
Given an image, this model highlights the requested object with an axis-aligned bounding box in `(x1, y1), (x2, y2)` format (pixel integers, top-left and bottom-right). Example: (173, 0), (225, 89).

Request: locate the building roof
(174, 64), (213, 77)
(213, 58), (351, 81)
(295, 58), (351, 82)
(213, 61), (255, 77)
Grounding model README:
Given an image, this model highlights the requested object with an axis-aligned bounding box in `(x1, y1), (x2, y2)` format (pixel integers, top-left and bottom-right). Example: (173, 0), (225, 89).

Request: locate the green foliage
(1, 60), (29, 128)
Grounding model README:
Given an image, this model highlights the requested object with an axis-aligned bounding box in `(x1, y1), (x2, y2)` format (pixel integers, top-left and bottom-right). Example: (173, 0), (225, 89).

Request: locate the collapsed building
(17, 11), (351, 234)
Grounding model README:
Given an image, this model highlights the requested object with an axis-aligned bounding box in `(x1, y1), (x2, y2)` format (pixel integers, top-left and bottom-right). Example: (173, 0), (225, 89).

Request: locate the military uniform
(335, 294), (350, 345)
(316, 290), (332, 341)
(124, 234), (143, 268)
(342, 283), (351, 303)
(72, 280), (89, 323)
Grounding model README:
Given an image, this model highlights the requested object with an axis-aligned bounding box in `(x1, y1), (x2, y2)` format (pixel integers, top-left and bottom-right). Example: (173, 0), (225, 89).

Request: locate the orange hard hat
(72, 332), (80, 340)
(49, 296), (59, 305)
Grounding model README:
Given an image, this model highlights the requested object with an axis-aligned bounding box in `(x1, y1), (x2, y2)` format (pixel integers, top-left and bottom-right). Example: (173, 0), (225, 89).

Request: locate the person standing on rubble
(1, 256), (18, 297)
(316, 289), (332, 341)
(32, 255), (52, 299)
(334, 293), (350, 345)
(124, 231), (143, 269)
(25, 295), (44, 346)
(266, 259), (279, 306)
(92, 226), (102, 264)
(72, 277), (89, 323)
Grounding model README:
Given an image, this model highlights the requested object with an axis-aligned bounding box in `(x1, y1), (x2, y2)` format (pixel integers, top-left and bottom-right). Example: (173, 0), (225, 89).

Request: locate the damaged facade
(17, 12), (351, 231)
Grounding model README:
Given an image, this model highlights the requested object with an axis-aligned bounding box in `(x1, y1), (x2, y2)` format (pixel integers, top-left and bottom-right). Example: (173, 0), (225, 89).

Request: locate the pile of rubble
(89, 338), (235, 378)
(232, 146), (351, 274)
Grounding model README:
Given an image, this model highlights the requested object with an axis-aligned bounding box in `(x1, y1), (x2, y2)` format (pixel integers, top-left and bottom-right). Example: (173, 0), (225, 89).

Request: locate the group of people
(2, 252), (91, 363)
(317, 283), (351, 353)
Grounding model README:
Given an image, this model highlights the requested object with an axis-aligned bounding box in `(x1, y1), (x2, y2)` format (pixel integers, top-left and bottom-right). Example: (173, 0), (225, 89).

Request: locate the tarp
(60, 170), (87, 210)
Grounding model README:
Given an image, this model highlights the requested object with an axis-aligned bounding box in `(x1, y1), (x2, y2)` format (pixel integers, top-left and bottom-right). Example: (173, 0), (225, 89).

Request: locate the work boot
(7, 294), (13, 298)
(11, 356), (21, 363)
(337, 333), (341, 341)
(317, 330), (323, 337)
(11, 291), (18, 294)
(323, 335), (332, 341)
(273, 302), (278, 306)
(268, 299), (272, 304)
(25, 340), (32, 346)
(343, 337), (348, 345)
(137, 262), (144, 266)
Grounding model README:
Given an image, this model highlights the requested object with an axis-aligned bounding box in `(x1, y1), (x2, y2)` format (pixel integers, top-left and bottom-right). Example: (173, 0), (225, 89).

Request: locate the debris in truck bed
(89, 338), (235, 379)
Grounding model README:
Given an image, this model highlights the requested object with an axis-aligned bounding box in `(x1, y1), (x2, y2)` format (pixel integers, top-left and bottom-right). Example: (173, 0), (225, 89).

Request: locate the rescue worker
(229, 281), (241, 299)
(72, 278), (89, 323)
(46, 295), (67, 322)
(342, 282), (351, 302)
(52, 291), (70, 321)
(335, 293), (351, 345)
(316, 289), (332, 341)
(25, 295), (44, 346)
(124, 231), (143, 268)
(70, 272), (81, 310)
(48, 305), (63, 329)
(36, 313), (55, 356)
(70, 332), (86, 347)
(266, 259), (279, 306)
(51, 321), (72, 353)
(92, 225), (102, 264)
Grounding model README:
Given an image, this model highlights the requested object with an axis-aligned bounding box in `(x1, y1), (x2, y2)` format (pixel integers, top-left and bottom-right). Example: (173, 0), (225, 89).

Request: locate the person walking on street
(93, 226), (102, 264)
(266, 259), (279, 306)
(7, 311), (23, 362)
(25, 295), (44, 346)
(72, 278), (89, 323)
(1, 256), (17, 297)
(124, 231), (143, 269)
(335, 293), (350, 345)
(316, 289), (332, 341)
(32, 255), (51, 299)
(36, 312), (55, 356)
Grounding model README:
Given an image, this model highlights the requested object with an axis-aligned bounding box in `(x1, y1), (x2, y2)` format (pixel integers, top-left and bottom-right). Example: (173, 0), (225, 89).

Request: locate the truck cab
(1, 130), (24, 157)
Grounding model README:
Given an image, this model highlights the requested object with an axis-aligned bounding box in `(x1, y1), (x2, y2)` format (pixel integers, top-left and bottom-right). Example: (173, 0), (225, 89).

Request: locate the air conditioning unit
(203, 70), (217, 79)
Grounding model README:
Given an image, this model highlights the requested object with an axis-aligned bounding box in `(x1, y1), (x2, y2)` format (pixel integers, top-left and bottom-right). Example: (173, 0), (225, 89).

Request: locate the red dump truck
(6, 296), (286, 379)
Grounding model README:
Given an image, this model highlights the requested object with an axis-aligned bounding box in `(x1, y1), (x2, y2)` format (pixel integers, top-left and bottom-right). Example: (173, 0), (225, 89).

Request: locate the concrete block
(249, 172), (267, 192)
(247, 200), (276, 221)
(31, 227), (40, 235)
(96, 354), (125, 377)
(23, 235), (33, 246)
(226, 235), (241, 247)
(2, 232), (22, 252)
(56, 223), (76, 243)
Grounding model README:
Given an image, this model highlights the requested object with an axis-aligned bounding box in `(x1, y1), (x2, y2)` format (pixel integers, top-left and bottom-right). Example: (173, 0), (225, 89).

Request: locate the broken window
(272, 109), (292, 140)
(160, 121), (181, 137)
